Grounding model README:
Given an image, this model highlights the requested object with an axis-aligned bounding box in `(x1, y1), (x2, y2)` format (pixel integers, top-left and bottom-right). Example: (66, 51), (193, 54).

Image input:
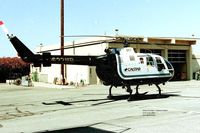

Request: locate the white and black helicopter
(0, 21), (174, 100)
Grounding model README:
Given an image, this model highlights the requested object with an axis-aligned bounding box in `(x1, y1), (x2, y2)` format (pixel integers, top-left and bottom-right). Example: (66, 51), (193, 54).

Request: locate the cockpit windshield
(164, 59), (173, 70)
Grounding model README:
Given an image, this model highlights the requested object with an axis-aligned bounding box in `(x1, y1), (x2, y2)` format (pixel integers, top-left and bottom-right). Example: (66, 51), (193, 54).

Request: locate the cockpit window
(156, 57), (166, 71)
(164, 59), (173, 69)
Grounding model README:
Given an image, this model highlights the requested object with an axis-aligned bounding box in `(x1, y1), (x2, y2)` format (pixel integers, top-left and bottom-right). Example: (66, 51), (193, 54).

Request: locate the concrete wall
(192, 54), (200, 79)
(67, 65), (89, 85)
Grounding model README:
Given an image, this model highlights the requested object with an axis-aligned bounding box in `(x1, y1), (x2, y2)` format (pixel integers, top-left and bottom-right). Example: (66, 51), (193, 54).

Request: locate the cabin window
(140, 57), (144, 64)
(156, 57), (162, 63)
(120, 57), (124, 63)
(126, 49), (132, 52)
(147, 55), (154, 66)
(129, 55), (135, 61)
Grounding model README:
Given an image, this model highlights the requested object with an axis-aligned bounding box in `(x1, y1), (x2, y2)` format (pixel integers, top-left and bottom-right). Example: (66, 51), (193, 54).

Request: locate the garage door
(168, 50), (186, 63)
(168, 50), (187, 80)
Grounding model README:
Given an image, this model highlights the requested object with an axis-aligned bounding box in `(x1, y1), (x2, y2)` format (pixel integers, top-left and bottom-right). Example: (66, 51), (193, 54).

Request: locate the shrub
(0, 57), (30, 83)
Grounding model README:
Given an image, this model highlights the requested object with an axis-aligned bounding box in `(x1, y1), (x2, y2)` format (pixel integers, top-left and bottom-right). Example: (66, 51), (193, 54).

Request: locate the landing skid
(155, 84), (162, 97)
(107, 84), (162, 101)
(135, 85), (148, 95)
(107, 85), (114, 99)
(135, 92), (148, 96)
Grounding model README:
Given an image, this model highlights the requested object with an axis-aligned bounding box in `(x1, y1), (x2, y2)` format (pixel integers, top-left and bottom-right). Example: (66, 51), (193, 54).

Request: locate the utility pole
(60, 0), (65, 84)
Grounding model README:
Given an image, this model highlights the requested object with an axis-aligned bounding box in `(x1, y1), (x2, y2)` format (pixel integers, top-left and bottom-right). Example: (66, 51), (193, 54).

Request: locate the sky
(0, 0), (200, 57)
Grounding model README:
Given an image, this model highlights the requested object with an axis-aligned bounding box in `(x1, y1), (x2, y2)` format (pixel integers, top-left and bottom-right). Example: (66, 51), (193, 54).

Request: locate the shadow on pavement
(42, 93), (179, 106)
(112, 93), (179, 101)
(37, 126), (115, 133)
(42, 98), (109, 106)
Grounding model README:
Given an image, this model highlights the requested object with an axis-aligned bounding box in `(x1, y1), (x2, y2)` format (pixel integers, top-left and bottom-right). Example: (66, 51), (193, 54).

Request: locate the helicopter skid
(135, 91), (148, 96)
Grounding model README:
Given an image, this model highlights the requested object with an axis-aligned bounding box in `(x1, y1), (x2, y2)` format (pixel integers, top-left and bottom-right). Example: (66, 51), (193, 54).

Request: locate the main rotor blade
(38, 38), (116, 52)
(62, 35), (115, 38)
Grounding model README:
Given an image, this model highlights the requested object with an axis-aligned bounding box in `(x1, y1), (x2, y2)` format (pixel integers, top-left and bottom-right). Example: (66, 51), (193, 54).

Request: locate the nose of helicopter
(169, 68), (175, 77)
(168, 63), (174, 80)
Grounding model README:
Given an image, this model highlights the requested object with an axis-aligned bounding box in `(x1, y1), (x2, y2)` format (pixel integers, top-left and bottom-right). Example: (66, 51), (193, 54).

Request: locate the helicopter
(0, 21), (174, 100)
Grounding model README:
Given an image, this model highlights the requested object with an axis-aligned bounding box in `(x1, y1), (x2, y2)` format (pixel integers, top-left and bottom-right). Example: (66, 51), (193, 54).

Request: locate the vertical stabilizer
(0, 20), (36, 62)
(9, 36), (35, 62)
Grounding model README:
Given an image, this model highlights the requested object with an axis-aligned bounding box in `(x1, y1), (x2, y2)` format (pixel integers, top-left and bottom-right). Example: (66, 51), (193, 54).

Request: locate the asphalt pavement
(0, 80), (200, 133)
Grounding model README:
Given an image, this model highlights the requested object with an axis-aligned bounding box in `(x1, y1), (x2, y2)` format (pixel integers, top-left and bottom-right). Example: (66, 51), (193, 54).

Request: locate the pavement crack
(0, 107), (36, 121)
(0, 104), (15, 107)
(15, 107), (23, 113)
(15, 107), (35, 116)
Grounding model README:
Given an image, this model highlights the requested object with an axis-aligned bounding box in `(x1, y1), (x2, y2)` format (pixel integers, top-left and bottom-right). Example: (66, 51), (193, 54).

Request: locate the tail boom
(9, 36), (97, 67)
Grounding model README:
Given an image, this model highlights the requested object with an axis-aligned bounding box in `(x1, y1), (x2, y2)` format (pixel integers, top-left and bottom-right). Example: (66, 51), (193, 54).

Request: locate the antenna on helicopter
(124, 39), (129, 47)
(115, 29), (119, 36)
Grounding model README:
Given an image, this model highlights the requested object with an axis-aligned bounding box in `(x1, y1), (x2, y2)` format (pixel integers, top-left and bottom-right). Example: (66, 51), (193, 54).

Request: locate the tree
(0, 57), (30, 83)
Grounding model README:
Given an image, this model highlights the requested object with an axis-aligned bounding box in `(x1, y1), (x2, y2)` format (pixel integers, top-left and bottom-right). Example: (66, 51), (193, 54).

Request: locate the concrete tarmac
(0, 81), (200, 133)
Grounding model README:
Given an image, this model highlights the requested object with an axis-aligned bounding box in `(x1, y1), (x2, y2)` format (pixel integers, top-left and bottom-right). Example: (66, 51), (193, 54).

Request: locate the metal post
(61, 0), (65, 84)
(73, 40), (75, 55)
